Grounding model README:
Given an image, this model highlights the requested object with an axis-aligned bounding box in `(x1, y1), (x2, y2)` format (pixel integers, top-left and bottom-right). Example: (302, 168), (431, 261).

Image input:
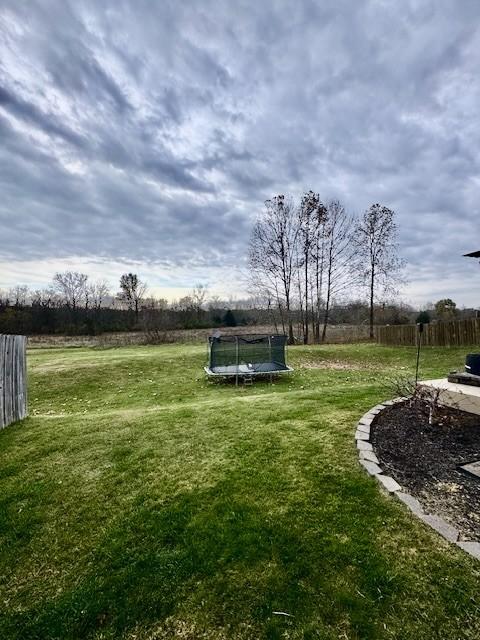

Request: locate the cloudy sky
(1, 0), (479, 306)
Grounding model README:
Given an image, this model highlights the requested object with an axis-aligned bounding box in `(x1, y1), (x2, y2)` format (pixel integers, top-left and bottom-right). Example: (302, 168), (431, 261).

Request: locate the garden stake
(415, 322), (424, 384)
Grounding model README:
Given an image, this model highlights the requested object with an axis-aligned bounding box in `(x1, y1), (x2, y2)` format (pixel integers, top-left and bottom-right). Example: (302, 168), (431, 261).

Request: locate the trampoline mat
(205, 362), (292, 376)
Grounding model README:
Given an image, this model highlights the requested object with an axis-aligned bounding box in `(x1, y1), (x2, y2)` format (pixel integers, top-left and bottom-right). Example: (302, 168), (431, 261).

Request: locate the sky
(0, 0), (480, 307)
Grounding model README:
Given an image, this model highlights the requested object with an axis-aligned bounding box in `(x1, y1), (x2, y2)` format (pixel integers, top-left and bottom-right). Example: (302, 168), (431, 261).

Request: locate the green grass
(0, 343), (479, 639)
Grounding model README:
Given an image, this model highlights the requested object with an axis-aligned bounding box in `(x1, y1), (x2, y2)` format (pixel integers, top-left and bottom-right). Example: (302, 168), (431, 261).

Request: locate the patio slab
(418, 378), (480, 416)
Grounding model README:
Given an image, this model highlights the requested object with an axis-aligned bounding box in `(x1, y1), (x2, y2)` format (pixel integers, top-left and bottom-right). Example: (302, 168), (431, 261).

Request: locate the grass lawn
(0, 343), (479, 639)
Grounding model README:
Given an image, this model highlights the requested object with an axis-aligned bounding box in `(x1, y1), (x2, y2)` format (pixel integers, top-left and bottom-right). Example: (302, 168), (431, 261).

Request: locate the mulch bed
(371, 401), (480, 541)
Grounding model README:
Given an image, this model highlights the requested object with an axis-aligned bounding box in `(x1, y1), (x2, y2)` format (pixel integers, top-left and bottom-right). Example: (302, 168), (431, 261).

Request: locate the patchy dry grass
(0, 343), (479, 639)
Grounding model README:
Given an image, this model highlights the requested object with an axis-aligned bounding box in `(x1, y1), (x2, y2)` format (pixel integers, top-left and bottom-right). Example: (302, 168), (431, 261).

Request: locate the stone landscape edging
(356, 398), (480, 562)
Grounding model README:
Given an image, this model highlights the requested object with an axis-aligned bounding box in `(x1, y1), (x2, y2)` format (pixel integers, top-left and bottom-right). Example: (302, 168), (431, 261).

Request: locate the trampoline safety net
(206, 334), (291, 376)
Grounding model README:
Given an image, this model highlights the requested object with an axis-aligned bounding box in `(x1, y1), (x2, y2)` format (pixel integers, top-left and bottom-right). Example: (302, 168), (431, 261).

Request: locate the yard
(0, 343), (479, 640)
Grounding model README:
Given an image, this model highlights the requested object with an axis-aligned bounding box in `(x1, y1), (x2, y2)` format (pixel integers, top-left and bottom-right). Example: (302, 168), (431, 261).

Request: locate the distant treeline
(0, 296), (420, 337)
(0, 303), (253, 336)
(1, 271), (476, 337)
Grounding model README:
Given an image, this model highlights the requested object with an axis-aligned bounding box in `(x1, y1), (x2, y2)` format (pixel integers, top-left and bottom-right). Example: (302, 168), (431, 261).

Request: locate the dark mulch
(371, 401), (480, 541)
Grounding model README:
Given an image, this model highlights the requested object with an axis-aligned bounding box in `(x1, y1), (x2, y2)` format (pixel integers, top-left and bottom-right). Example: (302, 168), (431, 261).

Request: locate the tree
(416, 310), (431, 324)
(223, 309), (237, 327)
(249, 195), (299, 343)
(321, 201), (356, 341)
(118, 273), (147, 320)
(354, 204), (403, 338)
(31, 289), (55, 308)
(8, 285), (29, 307)
(434, 298), (457, 321)
(191, 284), (208, 318)
(297, 191), (327, 344)
(312, 206), (328, 342)
(53, 271), (88, 309)
(87, 281), (110, 310)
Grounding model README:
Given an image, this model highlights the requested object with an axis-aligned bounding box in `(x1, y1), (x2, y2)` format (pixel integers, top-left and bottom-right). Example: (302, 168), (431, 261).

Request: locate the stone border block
(456, 541), (480, 560)
(360, 450), (379, 464)
(360, 459), (382, 475)
(368, 407), (382, 415)
(376, 474), (401, 493)
(395, 491), (424, 517)
(419, 514), (459, 543)
(355, 430), (370, 441)
(356, 440), (373, 452)
(357, 423), (370, 435)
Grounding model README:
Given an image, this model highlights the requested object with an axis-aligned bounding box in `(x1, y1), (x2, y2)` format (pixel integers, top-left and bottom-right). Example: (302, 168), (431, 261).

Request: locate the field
(26, 324), (371, 349)
(0, 343), (479, 640)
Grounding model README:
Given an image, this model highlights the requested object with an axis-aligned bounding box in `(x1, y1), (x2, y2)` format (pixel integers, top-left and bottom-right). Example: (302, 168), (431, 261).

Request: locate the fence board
(376, 319), (480, 347)
(0, 334), (27, 429)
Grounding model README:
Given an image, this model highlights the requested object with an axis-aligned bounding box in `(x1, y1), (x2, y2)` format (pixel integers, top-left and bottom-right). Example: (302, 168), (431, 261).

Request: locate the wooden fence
(0, 334), (28, 429)
(376, 319), (480, 347)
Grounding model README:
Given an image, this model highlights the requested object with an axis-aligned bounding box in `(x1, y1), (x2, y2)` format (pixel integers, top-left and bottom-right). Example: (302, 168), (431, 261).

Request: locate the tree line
(249, 194), (404, 342)
(0, 271), (469, 337)
(0, 275), (253, 335)
(1, 193), (473, 337)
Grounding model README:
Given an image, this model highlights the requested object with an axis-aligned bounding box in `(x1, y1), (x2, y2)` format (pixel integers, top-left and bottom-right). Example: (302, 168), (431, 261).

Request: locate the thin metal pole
(415, 323), (423, 384)
(268, 335), (273, 384)
(235, 336), (239, 387)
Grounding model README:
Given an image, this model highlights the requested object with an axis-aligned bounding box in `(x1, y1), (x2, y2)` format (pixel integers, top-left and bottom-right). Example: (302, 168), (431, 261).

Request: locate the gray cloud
(0, 0), (480, 303)
(0, 84), (87, 148)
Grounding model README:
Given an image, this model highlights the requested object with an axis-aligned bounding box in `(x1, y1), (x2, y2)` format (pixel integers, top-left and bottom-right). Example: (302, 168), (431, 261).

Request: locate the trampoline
(204, 334), (293, 382)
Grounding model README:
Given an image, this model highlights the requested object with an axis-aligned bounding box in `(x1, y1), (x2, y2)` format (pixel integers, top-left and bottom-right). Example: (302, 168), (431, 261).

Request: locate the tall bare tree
(311, 201), (329, 342)
(296, 191), (327, 344)
(249, 195), (299, 343)
(118, 273), (147, 320)
(321, 201), (356, 341)
(354, 204), (403, 338)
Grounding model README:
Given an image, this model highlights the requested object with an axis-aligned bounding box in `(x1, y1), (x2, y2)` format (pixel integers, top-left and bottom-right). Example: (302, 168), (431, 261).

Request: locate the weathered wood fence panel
(376, 319), (480, 347)
(0, 334), (27, 429)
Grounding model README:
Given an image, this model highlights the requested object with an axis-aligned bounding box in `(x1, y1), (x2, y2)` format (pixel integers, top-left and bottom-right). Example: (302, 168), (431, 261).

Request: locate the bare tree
(249, 195), (299, 343)
(31, 288), (56, 308)
(296, 191), (327, 344)
(143, 296), (168, 310)
(310, 200), (329, 342)
(8, 285), (29, 307)
(191, 283), (208, 317)
(87, 281), (110, 310)
(354, 204), (403, 338)
(175, 296), (193, 311)
(53, 271), (88, 309)
(321, 201), (356, 341)
(118, 273), (147, 320)
(208, 295), (222, 310)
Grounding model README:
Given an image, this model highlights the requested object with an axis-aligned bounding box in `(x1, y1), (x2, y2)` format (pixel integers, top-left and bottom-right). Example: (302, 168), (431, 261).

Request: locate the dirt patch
(371, 402), (480, 541)
(301, 358), (370, 370)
